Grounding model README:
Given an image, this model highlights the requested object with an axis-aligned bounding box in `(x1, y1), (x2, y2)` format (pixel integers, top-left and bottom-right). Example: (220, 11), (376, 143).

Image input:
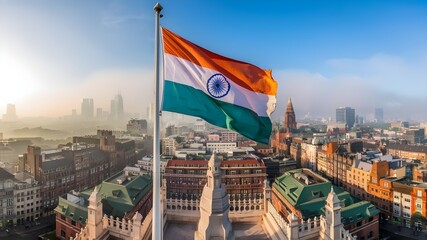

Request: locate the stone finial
(132, 212), (143, 222)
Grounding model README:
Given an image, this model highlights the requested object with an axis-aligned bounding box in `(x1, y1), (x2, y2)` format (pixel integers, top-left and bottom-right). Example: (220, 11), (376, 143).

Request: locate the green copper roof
(55, 172), (152, 222)
(273, 168), (379, 223)
(340, 201), (380, 225)
(55, 197), (88, 224)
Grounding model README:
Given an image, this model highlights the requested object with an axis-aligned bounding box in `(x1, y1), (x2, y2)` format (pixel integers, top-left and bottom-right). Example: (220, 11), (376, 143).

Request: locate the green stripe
(162, 80), (272, 144)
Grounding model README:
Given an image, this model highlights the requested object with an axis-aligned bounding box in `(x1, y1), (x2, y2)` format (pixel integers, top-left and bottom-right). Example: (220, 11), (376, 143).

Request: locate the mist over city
(1, 1), (427, 240)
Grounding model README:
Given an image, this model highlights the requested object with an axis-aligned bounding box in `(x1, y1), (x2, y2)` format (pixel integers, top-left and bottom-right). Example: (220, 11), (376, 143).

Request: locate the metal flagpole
(153, 2), (163, 240)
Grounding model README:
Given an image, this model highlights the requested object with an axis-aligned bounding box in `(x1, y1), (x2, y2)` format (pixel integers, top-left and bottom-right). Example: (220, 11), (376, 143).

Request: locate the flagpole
(153, 3), (163, 240)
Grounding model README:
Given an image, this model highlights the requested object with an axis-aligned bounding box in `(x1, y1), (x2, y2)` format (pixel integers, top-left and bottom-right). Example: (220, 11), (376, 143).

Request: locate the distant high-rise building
(81, 98), (94, 119)
(146, 102), (155, 122)
(96, 108), (103, 119)
(110, 94), (124, 120)
(356, 115), (364, 125)
(2, 103), (17, 121)
(72, 109), (77, 116)
(374, 108), (383, 123)
(336, 107), (355, 129)
(284, 98), (297, 133)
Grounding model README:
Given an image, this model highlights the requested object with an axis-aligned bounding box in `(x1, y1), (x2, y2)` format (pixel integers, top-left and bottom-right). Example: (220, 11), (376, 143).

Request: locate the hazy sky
(0, 0), (426, 121)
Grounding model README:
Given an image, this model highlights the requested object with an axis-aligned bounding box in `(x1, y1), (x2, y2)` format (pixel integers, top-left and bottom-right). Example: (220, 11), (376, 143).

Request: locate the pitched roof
(340, 201), (380, 225)
(55, 173), (152, 221)
(0, 167), (14, 181)
(387, 143), (427, 154)
(273, 169), (379, 223)
(356, 161), (372, 172)
(80, 173), (152, 218)
(56, 196), (88, 224)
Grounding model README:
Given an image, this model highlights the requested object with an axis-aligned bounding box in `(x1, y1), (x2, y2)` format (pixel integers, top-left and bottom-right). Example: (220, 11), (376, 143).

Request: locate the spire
(89, 186), (99, 204)
(326, 186), (340, 206)
(286, 97), (295, 113)
(284, 97), (297, 133)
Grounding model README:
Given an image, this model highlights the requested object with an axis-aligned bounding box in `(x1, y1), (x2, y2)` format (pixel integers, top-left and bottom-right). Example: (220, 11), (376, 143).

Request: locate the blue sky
(0, 0), (426, 120)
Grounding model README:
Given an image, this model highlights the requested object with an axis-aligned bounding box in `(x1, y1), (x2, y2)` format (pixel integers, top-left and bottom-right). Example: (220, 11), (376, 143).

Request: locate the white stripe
(164, 53), (276, 117)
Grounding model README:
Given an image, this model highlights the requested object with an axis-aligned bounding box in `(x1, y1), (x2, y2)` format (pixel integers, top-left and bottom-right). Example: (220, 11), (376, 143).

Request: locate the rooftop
(0, 167), (14, 181)
(395, 177), (427, 189)
(356, 161), (372, 172)
(55, 171), (152, 222)
(387, 143), (427, 153)
(273, 168), (379, 221)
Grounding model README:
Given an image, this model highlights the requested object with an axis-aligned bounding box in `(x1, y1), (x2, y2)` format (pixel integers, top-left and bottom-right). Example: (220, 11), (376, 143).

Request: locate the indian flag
(162, 28), (277, 144)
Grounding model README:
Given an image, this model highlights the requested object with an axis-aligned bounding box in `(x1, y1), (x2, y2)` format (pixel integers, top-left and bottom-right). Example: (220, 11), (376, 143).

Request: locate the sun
(0, 51), (40, 106)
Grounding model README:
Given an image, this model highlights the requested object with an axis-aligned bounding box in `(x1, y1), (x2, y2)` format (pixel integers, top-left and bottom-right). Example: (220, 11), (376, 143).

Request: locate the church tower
(284, 98), (297, 133)
(194, 154), (234, 240)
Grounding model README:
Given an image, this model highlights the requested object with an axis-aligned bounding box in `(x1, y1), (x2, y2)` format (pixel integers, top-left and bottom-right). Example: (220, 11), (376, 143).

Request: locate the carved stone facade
(194, 154), (234, 239)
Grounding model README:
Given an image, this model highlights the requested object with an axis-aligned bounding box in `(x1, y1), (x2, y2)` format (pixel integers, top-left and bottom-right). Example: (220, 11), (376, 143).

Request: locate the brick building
(20, 131), (135, 217)
(387, 143), (427, 162)
(367, 161), (395, 220)
(163, 156), (267, 216)
(73, 130), (136, 173)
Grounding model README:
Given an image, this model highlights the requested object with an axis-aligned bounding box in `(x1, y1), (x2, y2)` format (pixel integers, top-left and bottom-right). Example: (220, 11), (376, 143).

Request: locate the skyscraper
(284, 98), (297, 133)
(336, 107), (355, 129)
(2, 103), (17, 121)
(374, 108), (383, 123)
(110, 94), (124, 120)
(81, 98), (94, 119)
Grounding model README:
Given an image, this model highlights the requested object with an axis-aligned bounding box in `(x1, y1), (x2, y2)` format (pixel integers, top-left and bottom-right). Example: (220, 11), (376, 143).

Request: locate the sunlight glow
(0, 51), (40, 106)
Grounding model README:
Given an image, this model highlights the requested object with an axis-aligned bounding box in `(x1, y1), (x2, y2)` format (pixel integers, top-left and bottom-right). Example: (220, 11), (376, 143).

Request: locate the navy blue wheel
(206, 74), (230, 98)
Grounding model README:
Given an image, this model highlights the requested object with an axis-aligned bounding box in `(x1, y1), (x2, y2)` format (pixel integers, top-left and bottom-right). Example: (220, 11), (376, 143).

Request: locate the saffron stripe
(162, 27), (278, 96)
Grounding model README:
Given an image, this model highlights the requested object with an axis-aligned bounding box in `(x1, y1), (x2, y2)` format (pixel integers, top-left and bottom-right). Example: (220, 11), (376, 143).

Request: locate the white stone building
(13, 174), (42, 224)
(161, 138), (176, 156)
(206, 142), (237, 153)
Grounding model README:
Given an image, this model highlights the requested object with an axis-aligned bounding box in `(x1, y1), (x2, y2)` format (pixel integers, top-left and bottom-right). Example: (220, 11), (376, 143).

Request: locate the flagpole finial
(154, 3), (163, 13)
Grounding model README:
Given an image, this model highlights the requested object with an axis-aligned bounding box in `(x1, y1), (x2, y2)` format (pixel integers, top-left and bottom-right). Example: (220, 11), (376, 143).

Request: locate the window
(416, 199), (422, 210)
(417, 190), (423, 197)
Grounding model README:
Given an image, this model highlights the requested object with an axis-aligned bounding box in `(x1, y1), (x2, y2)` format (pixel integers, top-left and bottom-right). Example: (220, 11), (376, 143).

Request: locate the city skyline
(0, 1), (426, 120)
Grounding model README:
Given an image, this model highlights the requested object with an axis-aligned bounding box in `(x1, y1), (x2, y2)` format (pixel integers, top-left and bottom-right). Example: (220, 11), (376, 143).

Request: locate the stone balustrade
(72, 210), (153, 240)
